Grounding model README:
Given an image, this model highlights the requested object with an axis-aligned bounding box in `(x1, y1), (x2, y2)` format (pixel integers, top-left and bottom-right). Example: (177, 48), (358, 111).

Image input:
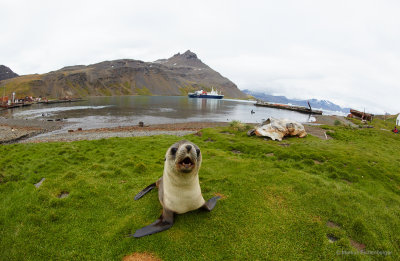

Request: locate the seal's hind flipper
(202, 196), (221, 211)
(133, 208), (174, 238)
(134, 183), (156, 200)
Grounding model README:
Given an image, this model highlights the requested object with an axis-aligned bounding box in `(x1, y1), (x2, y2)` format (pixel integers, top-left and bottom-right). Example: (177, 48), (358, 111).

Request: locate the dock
(255, 101), (323, 115)
(1, 98), (85, 111)
(38, 98), (85, 105)
(0, 103), (34, 109)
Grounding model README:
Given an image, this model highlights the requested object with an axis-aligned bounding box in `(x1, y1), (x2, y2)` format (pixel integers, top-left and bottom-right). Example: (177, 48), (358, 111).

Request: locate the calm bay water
(2, 96), (315, 130)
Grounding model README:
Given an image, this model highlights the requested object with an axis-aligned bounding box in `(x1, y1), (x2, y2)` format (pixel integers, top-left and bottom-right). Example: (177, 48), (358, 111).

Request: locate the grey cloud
(1, 0), (399, 113)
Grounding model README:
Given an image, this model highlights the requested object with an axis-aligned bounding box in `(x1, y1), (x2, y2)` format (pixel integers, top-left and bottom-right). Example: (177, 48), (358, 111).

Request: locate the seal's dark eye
(170, 147), (177, 155)
(196, 148), (200, 157)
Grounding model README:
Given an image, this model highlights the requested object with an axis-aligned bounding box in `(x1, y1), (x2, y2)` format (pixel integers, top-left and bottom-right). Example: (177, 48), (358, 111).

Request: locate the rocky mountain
(243, 89), (350, 113)
(0, 51), (246, 99)
(0, 65), (18, 81)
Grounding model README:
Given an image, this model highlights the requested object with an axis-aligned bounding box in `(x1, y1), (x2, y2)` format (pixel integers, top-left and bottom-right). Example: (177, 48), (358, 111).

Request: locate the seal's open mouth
(178, 157), (194, 172)
(180, 157), (193, 167)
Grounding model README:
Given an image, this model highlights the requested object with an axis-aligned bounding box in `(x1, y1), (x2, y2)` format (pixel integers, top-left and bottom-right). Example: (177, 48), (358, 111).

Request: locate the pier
(255, 101), (323, 115)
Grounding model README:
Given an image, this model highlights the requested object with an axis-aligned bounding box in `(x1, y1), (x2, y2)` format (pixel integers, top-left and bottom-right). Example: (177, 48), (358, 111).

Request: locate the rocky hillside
(0, 51), (246, 99)
(0, 65), (18, 81)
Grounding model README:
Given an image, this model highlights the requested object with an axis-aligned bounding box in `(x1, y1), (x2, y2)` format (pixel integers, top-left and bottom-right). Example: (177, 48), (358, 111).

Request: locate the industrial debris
(248, 118), (307, 141)
(255, 101), (323, 115)
(347, 109), (374, 121)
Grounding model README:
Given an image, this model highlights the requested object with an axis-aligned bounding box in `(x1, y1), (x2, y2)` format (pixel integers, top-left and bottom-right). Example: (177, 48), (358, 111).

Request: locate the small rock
(58, 191), (69, 198)
(138, 121), (144, 127)
(247, 129), (256, 136)
(327, 234), (339, 243)
(68, 130), (74, 133)
(34, 178), (45, 188)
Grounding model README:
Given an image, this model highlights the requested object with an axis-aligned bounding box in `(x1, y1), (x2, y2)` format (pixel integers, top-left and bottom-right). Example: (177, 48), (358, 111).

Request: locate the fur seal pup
(133, 140), (220, 238)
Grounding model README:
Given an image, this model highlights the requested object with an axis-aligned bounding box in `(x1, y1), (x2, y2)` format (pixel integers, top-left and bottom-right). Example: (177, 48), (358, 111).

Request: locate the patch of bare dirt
(193, 131), (202, 137)
(314, 115), (357, 127)
(304, 125), (332, 140)
(342, 179), (352, 184)
(220, 131), (234, 135)
(123, 252), (161, 261)
(214, 192), (227, 199)
(85, 122), (229, 133)
(350, 239), (366, 251)
(326, 221), (340, 228)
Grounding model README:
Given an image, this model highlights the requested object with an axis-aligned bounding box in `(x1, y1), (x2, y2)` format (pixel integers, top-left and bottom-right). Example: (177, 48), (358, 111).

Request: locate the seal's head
(165, 140), (202, 174)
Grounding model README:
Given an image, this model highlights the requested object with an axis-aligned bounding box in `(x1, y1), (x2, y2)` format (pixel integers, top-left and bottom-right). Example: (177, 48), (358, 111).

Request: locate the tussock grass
(229, 120), (253, 132)
(1, 125), (399, 260)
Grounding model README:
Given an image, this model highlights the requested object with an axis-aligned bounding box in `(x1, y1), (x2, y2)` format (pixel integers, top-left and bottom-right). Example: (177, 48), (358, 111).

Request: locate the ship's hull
(188, 94), (223, 99)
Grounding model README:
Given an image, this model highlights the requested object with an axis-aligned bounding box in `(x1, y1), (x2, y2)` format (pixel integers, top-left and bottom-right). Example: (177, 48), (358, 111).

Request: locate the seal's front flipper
(134, 183), (156, 200)
(202, 196), (221, 211)
(133, 208), (174, 238)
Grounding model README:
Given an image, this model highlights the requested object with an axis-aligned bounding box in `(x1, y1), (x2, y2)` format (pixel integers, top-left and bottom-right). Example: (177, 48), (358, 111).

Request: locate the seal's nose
(185, 145), (192, 152)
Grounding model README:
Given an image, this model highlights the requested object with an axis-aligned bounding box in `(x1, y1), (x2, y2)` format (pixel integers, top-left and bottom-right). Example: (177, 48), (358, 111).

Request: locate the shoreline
(19, 122), (230, 143)
(0, 115), (351, 144)
(0, 117), (229, 143)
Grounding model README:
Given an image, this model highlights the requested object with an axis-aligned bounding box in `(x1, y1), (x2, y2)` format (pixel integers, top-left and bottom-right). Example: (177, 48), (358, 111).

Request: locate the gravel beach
(0, 120), (229, 143)
(0, 117), (64, 144)
(1, 115), (341, 144)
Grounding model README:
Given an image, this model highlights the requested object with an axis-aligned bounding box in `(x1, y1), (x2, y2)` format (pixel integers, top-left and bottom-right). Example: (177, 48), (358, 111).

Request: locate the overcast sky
(1, 0), (399, 113)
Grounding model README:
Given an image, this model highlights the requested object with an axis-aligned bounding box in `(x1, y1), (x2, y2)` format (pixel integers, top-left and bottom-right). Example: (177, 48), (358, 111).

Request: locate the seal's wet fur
(132, 140), (220, 238)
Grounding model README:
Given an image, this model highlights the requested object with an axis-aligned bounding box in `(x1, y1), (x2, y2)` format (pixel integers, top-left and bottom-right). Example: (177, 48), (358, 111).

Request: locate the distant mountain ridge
(0, 50), (246, 99)
(243, 89), (350, 113)
(0, 65), (18, 81)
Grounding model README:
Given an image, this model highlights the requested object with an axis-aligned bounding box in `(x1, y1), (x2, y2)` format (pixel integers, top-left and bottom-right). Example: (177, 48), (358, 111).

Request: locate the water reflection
(2, 96), (315, 130)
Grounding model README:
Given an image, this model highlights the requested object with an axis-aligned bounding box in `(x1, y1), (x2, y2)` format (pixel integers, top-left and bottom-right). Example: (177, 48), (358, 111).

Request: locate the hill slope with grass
(0, 51), (246, 99)
(0, 118), (399, 260)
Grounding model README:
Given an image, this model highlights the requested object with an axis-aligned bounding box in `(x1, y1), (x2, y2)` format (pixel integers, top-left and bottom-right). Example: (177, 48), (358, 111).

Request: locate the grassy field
(1, 118), (399, 260)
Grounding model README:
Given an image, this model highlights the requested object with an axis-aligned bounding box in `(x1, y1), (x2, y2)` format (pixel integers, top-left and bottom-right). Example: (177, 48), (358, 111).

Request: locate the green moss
(0, 126), (400, 259)
(135, 86), (152, 95)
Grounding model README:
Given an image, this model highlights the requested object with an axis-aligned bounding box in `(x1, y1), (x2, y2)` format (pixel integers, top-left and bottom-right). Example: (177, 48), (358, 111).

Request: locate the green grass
(135, 86), (152, 96)
(0, 74), (41, 97)
(1, 125), (400, 260)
